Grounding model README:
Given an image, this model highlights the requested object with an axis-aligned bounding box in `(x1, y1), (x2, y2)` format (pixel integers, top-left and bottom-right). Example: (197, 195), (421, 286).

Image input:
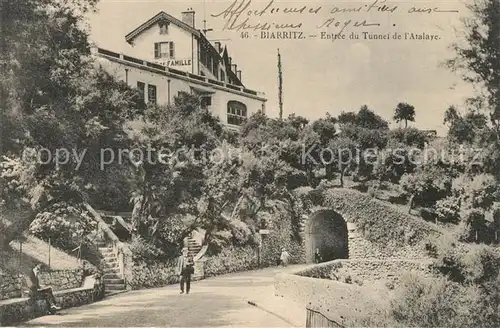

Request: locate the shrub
(129, 260), (178, 290)
(129, 236), (165, 264)
(435, 196), (461, 223)
(204, 246), (258, 277)
(390, 274), (478, 328)
(428, 234), (500, 285)
(29, 202), (97, 251)
(420, 207), (438, 222)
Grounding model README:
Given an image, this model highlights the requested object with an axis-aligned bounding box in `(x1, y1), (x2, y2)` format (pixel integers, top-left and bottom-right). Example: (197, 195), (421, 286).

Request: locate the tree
(393, 103), (416, 128)
(0, 0), (144, 248)
(400, 166), (452, 213)
(356, 105), (389, 130)
(444, 106), (461, 126)
(446, 0), (500, 129)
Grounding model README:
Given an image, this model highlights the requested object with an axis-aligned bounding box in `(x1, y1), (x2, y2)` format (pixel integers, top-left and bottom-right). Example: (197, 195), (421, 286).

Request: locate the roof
(125, 11), (200, 44)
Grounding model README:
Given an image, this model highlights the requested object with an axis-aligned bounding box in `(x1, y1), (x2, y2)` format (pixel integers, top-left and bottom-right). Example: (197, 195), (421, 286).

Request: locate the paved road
(19, 266), (307, 327)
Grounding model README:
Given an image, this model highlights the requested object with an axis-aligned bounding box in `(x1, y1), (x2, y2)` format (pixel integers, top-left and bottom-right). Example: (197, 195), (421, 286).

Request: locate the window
(154, 42), (175, 59)
(227, 101), (247, 126)
(220, 70), (226, 82)
(148, 84), (157, 105)
(137, 81), (145, 103)
(201, 96), (212, 109)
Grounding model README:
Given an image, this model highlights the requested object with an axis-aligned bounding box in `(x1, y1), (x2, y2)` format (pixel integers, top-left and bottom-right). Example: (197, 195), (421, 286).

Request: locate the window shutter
(169, 42), (175, 58)
(154, 43), (160, 59)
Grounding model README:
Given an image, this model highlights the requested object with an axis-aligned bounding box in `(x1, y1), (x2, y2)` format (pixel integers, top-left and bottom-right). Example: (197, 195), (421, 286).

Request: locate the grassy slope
(1, 211), (81, 275)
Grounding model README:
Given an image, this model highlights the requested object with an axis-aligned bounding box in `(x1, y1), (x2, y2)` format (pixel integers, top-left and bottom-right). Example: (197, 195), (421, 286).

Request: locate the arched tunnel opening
(305, 209), (348, 263)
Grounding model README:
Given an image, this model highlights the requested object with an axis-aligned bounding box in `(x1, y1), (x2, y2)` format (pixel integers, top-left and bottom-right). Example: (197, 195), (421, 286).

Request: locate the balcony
(94, 47), (266, 100)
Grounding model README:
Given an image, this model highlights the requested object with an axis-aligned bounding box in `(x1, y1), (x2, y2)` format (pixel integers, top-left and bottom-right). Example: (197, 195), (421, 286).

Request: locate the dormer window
(158, 20), (169, 35)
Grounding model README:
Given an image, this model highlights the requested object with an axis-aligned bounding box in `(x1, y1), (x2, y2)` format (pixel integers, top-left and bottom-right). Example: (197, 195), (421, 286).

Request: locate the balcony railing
(95, 47), (265, 99)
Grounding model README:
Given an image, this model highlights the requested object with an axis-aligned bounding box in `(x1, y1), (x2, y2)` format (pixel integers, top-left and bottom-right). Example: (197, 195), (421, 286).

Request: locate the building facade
(92, 9), (266, 129)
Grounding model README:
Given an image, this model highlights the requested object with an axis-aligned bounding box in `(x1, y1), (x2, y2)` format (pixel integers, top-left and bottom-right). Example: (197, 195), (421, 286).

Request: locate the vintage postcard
(1, 0), (500, 327)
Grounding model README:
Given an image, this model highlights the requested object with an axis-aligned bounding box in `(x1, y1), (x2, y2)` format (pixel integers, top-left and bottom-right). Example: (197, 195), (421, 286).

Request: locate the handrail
(84, 203), (132, 279)
(193, 245), (208, 262)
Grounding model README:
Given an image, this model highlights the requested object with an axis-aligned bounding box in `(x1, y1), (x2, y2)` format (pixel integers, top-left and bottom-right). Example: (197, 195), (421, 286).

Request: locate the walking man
(26, 264), (62, 313)
(177, 248), (194, 294)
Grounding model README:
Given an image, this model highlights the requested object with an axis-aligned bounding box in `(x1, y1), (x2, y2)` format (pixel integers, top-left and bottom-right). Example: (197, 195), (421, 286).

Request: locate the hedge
(203, 246), (259, 277)
(127, 260), (178, 290)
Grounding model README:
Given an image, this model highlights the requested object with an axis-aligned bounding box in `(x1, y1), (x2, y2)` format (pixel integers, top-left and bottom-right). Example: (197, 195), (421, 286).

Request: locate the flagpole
(278, 48), (283, 120)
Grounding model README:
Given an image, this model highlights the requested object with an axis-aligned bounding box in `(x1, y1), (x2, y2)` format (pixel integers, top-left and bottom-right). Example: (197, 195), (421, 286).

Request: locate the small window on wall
(227, 101), (247, 126)
(154, 42), (175, 59)
(148, 84), (157, 105)
(137, 81), (146, 103)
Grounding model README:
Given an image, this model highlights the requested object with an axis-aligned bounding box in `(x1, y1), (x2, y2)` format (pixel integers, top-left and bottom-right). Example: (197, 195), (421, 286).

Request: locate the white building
(92, 9), (267, 129)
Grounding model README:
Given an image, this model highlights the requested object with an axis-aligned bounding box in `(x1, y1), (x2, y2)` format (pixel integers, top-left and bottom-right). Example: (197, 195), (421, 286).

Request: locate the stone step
(103, 257), (117, 263)
(106, 284), (126, 291)
(104, 278), (124, 284)
(105, 262), (119, 269)
(104, 267), (120, 274)
(102, 254), (117, 259)
(103, 273), (122, 279)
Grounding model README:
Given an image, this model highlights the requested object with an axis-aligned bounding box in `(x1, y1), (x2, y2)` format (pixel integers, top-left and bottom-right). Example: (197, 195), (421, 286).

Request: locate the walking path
(18, 266), (307, 327)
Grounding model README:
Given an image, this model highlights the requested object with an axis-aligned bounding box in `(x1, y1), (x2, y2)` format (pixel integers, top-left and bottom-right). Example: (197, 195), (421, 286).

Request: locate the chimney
(181, 8), (195, 28)
(237, 70), (242, 81)
(232, 64), (237, 73)
(214, 42), (221, 53)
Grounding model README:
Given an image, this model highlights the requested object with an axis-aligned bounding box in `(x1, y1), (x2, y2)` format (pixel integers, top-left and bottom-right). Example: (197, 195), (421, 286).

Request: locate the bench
(0, 275), (104, 326)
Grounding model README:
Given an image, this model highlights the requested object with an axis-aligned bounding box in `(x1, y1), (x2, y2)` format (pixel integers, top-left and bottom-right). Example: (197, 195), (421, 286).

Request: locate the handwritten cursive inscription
(408, 6), (459, 14)
(211, 0), (319, 31)
(210, 0), (460, 35)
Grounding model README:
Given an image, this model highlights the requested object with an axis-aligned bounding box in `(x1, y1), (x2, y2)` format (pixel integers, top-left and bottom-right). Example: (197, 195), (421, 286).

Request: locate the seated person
(26, 264), (62, 312)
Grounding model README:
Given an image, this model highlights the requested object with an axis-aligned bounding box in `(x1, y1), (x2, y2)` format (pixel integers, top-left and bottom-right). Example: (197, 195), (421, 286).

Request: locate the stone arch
(304, 209), (349, 263)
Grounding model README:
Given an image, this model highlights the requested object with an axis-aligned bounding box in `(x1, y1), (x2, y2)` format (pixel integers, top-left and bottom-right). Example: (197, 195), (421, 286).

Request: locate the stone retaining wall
(0, 273), (22, 300)
(0, 287), (95, 326)
(38, 269), (84, 291)
(275, 272), (390, 325)
(0, 269), (84, 301)
(296, 259), (432, 287)
(348, 226), (429, 260)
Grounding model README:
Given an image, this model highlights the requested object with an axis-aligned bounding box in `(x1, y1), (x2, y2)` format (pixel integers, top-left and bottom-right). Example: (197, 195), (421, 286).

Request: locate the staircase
(187, 237), (202, 259)
(97, 241), (127, 294)
(187, 236), (204, 280)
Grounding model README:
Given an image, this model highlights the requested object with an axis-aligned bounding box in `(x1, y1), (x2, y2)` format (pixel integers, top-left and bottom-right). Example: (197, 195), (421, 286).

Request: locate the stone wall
(38, 269), (84, 291)
(275, 272), (390, 325)
(0, 273), (22, 300)
(0, 287), (96, 326)
(0, 269), (84, 301)
(347, 223), (430, 260)
(296, 259), (432, 288)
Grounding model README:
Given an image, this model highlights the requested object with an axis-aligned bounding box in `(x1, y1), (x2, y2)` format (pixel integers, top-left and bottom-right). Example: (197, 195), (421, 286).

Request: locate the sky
(88, 0), (476, 136)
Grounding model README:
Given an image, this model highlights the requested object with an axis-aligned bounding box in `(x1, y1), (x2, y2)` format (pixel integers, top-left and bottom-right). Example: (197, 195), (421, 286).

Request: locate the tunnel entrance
(305, 209), (348, 263)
